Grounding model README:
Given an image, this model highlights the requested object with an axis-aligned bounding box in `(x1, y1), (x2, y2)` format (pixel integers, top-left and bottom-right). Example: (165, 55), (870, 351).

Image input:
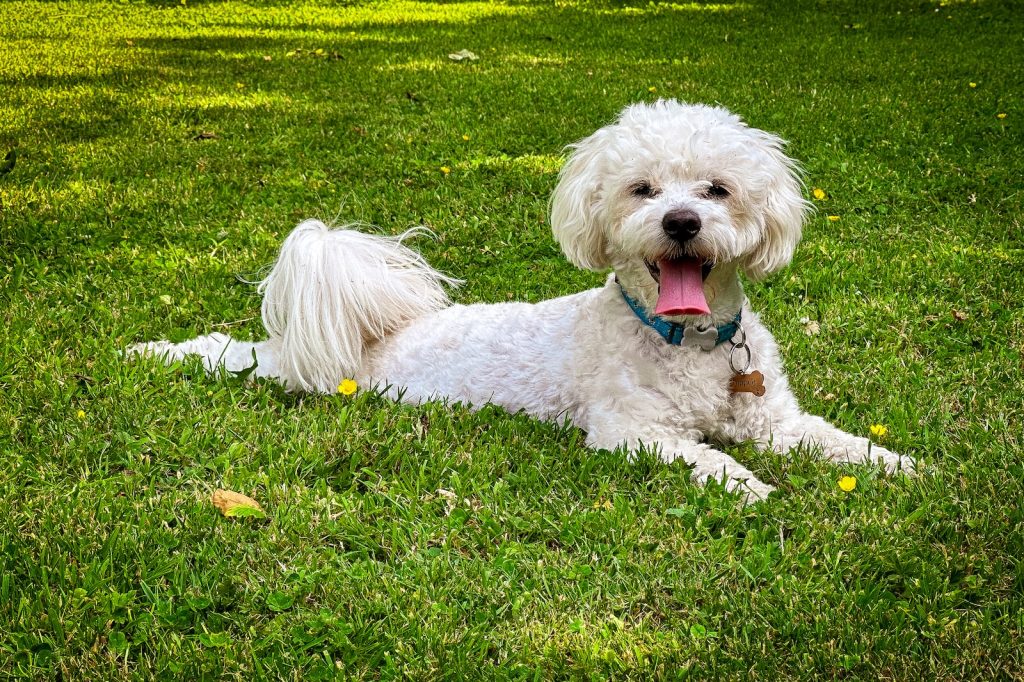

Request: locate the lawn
(1, 0), (1022, 678)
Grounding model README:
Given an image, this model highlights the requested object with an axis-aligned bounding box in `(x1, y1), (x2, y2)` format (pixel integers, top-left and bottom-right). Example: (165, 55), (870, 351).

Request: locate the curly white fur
(129, 100), (914, 502)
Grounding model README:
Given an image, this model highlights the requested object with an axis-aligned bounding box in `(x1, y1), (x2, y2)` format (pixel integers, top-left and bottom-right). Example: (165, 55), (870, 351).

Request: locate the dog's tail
(259, 219), (457, 393)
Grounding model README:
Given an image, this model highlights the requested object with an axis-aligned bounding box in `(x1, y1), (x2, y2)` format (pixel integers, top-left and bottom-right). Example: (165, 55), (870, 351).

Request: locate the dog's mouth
(644, 259), (714, 284)
(644, 257), (714, 316)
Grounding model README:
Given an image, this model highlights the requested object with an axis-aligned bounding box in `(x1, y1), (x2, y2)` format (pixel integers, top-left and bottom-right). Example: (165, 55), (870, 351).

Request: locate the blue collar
(619, 284), (740, 349)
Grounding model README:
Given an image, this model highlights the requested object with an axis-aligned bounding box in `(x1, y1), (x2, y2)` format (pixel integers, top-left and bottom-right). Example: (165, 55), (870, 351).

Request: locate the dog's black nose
(662, 209), (702, 242)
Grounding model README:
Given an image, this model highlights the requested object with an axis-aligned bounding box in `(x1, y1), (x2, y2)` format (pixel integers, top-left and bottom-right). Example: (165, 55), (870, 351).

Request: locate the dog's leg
(586, 424), (775, 504)
(768, 413), (915, 473)
(127, 333), (281, 382)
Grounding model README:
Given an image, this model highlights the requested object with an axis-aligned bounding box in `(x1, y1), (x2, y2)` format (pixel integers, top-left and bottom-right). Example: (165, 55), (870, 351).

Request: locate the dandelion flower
(996, 113), (1007, 119)
(338, 379), (358, 396)
(838, 476), (857, 492)
(75, 409), (86, 420)
(870, 424), (888, 438)
(462, 134), (470, 141)
(440, 166), (451, 175)
(969, 82), (977, 88)
(827, 215), (840, 222)
(648, 86), (657, 93)
(812, 188), (826, 200)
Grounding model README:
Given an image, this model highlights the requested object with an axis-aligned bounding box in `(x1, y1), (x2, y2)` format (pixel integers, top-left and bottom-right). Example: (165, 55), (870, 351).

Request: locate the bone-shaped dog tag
(730, 370), (766, 397)
(681, 325), (719, 351)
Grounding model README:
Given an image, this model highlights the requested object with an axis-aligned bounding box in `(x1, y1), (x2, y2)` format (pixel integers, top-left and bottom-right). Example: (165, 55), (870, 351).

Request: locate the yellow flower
(812, 188), (826, 200)
(440, 166), (451, 175)
(75, 409), (86, 420)
(870, 424), (888, 438)
(996, 113), (1007, 119)
(827, 215), (840, 222)
(648, 86), (657, 93)
(337, 379), (358, 396)
(838, 476), (857, 493)
(462, 134), (470, 141)
(969, 82), (977, 88)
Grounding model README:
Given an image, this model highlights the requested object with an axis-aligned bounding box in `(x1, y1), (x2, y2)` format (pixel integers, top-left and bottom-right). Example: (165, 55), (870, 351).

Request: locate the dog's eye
(706, 182), (731, 199)
(630, 181), (659, 198)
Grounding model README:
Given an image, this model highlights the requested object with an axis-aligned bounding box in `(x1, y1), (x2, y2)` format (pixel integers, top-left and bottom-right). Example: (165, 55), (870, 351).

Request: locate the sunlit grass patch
(461, 153), (564, 175)
(586, 1), (750, 15)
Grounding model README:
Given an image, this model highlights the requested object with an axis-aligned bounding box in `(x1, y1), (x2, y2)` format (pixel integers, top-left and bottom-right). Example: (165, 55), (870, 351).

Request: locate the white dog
(131, 99), (913, 501)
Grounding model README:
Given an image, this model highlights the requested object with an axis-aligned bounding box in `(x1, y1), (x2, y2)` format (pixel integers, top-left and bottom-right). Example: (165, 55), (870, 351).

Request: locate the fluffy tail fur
(259, 219), (457, 393)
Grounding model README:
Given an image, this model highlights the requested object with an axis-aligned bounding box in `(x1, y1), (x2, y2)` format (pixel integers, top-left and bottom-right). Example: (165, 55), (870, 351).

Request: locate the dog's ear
(549, 128), (612, 271)
(742, 131), (811, 281)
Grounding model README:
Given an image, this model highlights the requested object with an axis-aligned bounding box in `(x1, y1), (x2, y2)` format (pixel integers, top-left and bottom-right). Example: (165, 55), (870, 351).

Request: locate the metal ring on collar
(731, 323), (747, 347)
(730, 342), (752, 374)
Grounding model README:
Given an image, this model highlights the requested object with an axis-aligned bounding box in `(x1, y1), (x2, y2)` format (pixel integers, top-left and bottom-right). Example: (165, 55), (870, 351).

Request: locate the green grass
(2, 0), (1022, 678)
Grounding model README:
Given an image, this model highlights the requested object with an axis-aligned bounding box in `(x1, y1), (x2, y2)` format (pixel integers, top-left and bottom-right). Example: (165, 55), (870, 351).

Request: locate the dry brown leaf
(800, 317), (821, 336)
(212, 489), (264, 518)
(448, 49), (479, 62)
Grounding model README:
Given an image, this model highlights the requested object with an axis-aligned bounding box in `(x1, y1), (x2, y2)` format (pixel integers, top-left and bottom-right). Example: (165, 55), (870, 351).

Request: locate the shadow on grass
(4, 1), (755, 176)
(5, 0), (1018, 262)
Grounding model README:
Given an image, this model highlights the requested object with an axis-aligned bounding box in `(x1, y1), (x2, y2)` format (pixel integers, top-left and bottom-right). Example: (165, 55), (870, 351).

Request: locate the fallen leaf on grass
(193, 131), (218, 141)
(212, 489), (265, 519)
(799, 316), (820, 336)
(448, 49), (479, 62)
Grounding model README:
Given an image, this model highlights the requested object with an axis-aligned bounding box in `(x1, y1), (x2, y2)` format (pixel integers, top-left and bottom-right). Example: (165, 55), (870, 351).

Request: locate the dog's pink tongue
(654, 257), (710, 316)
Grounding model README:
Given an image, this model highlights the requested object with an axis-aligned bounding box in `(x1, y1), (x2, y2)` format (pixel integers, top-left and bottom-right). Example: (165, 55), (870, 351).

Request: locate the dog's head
(550, 100), (809, 287)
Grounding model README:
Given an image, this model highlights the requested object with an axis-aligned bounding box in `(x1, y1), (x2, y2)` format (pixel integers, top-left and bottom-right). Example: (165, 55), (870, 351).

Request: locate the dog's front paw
(869, 444), (917, 476)
(668, 443), (777, 505)
(695, 470), (775, 505)
(729, 477), (776, 505)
